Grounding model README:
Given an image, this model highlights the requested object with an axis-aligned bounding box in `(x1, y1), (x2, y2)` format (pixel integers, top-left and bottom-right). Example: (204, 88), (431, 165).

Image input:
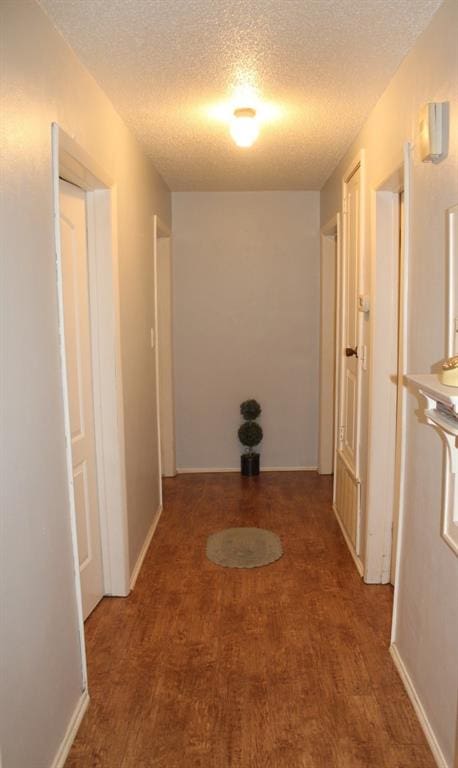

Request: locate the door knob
(345, 346), (358, 357)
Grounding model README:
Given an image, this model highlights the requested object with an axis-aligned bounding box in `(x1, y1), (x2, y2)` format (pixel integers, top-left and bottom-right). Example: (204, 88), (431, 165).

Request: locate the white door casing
(390, 192), (404, 584)
(364, 145), (413, 589)
(448, 204), (458, 357)
(60, 179), (104, 620)
(53, 124), (130, 696)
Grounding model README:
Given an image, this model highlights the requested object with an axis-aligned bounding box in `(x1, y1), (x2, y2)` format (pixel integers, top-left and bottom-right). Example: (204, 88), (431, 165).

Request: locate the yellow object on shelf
(441, 356), (458, 387)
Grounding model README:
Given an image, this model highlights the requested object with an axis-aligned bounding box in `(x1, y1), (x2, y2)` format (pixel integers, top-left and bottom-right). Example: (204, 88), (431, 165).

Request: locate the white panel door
(60, 179), (104, 620)
(341, 167), (360, 472)
(335, 164), (362, 553)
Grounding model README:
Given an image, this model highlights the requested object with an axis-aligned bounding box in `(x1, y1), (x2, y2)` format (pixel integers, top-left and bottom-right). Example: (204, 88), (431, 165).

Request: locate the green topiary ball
(240, 399), (261, 421)
(238, 421), (263, 450)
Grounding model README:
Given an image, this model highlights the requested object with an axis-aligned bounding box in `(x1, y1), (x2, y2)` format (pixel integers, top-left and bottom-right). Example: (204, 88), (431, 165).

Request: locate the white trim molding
(129, 506), (163, 591)
(365, 149), (411, 584)
(391, 142), (413, 635)
(319, 214), (339, 475)
(390, 645), (449, 768)
(52, 125), (88, 690)
(51, 123), (131, 697)
(260, 466), (318, 472)
(176, 466), (318, 474)
(50, 692), (90, 768)
(52, 123), (130, 603)
(447, 204), (458, 357)
(152, 216), (163, 507)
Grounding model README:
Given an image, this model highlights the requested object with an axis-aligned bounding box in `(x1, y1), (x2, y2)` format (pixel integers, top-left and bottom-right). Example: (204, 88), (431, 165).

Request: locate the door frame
(319, 214), (341, 475)
(447, 204), (458, 357)
(154, 217), (176, 480)
(365, 144), (412, 586)
(52, 124), (130, 688)
(152, 215), (173, 505)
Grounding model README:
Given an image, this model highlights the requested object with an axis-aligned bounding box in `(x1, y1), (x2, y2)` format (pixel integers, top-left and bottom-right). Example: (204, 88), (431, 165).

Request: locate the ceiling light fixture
(230, 107), (259, 148)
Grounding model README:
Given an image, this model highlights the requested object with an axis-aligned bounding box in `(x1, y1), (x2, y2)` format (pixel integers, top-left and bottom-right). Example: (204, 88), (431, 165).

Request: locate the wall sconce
(419, 102), (449, 164)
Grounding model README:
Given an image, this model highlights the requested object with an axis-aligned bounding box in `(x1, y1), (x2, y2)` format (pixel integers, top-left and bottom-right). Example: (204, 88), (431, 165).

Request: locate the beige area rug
(206, 527), (283, 569)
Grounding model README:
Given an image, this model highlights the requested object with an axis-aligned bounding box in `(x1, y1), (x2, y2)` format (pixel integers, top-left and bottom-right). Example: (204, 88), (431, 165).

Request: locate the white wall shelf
(407, 373), (458, 555)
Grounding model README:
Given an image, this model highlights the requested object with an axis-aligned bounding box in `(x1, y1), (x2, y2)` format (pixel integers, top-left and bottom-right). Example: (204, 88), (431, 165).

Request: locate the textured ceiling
(39, 0), (443, 190)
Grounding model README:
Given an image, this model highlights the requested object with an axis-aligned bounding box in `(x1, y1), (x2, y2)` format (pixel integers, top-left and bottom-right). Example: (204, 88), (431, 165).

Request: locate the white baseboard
(176, 466), (317, 474)
(50, 690), (89, 768)
(129, 505), (162, 590)
(177, 467), (238, 474)
(332, 503), (364, 576)
(390, 644), (449, 768)
(261, 466), (318, 472)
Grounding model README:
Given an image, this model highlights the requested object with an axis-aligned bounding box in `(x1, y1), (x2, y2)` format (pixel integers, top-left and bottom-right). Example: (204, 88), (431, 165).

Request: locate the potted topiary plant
(238, 399), (263, 476)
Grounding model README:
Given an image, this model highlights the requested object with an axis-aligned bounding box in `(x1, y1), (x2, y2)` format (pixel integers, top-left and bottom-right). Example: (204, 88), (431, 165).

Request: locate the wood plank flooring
(66, 472), (435, 767)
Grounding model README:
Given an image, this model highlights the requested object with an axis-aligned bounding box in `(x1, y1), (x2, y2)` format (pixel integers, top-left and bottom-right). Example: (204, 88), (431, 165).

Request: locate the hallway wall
(321, 0), (458, 764)
(1, 1), (171, 766)
(172, 191), (320, 471)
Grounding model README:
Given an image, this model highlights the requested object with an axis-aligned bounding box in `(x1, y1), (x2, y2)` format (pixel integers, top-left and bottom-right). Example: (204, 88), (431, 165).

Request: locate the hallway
(65, 472), (434, 768)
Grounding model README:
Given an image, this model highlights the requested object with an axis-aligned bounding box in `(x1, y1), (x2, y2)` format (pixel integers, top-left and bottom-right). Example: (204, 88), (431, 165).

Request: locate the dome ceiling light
(230, 107), (259, 148)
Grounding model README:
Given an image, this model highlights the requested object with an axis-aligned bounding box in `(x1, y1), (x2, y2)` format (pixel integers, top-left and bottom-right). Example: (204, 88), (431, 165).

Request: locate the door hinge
(339, 426), (345, 443)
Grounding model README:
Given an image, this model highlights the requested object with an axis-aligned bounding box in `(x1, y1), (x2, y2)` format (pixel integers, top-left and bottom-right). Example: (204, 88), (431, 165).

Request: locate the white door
(390, 192), (404, 584)
(342, 167), (360, 470)
(60, 179), (104, 619)
(335, 164), (362, 553)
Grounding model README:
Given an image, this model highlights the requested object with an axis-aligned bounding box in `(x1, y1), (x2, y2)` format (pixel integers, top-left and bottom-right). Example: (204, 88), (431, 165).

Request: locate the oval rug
(206, 527), (283, 569)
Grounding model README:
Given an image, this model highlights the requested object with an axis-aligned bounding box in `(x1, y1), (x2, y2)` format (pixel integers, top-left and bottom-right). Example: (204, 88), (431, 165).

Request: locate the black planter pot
(241, 452), (260, 477)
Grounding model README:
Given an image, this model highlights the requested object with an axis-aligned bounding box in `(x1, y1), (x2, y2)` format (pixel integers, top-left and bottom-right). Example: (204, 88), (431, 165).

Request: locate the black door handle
(345, 347), (358, 357)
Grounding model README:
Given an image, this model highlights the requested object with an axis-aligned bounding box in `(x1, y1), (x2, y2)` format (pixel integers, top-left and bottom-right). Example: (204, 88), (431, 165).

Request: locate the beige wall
(0, 2), (170, 766)
(321, 0), (458, 763)
(172, 191), (320, 471)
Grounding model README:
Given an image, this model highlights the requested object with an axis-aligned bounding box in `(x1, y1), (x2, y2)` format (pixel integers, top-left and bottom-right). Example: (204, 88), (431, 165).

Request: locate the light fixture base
(233, 107), (256, 119)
